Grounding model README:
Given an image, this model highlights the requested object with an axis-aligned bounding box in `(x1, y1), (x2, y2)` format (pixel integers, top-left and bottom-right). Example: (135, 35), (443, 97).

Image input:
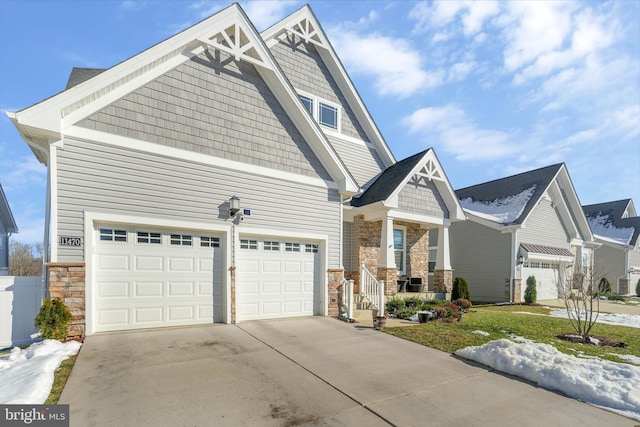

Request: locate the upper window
(300, 95), (313, 115)
(318, 102), (338, 130)
(298, 92), (340, 132)
(393, 229), (406, 275)
(100, 228), (127, 242)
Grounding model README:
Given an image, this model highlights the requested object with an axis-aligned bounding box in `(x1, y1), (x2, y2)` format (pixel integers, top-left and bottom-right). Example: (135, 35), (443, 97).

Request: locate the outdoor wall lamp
(229, 195), (240, 217)
(517, 255), (524, 265)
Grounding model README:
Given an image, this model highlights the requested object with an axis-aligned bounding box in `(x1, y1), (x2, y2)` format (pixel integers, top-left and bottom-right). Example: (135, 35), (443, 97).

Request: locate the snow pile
(587, 214), (635, 245)
(455, 338), (640, 421)
(550, 308), (640, 329)
(472, 330), (490, 336)
(609, 354), (640, 365)
(460, 185), (536, 224)
(0, 340), (81, 404)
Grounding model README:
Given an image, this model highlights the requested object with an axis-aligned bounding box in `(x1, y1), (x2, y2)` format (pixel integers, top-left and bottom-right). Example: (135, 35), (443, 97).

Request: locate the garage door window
(171, 234), (192, 246)
(285, 242), (301, 252)
(264, 241), (280, 251)
(100, 228), (127, 242)
(241, 239), (257, 250)
(305, 244), (318, 253)
(201, 236), (220, 248)
(137, 231), (161, 244)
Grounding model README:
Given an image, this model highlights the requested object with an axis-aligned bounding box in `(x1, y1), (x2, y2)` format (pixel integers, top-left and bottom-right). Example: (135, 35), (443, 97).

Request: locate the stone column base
(511, 278), (522, 303)
(433, 269), (453, 293)
(618, 278), (630, 295)
(376, 268), (398, 295)
(47, 262), (86, 341)
(327, 269), (344, 317)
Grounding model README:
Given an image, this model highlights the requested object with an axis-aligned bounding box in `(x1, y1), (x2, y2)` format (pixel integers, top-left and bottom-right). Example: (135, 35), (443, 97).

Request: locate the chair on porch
(406, 277), (423, 293)
(397, 276), (409, 293)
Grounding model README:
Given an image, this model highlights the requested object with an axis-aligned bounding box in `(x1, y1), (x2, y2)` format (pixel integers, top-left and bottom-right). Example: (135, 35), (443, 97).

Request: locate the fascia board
(464, 210), (515, 231)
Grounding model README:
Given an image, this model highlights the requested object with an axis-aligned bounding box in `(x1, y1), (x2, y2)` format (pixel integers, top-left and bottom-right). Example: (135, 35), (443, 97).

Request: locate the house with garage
(583, 199), (640, 295)
(0, 183), (18, 275)
(7, 4), (462, 338)
(446, 163), (597, 303)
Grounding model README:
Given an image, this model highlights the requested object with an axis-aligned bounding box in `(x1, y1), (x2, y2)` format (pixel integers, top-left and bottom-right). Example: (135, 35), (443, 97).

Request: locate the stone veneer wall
(327, 269), (344, 317)
(509, 278), (522, 303)
(399, 221), (429, 286)
(433, 269), (453, 293)
(47, 262), (86, 340)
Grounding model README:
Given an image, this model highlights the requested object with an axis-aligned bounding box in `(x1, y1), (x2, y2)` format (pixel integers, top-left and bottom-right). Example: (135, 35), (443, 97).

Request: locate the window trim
(136, 231), (162, 245)
(99, 228), (128, 243)
(393, 227), (406, 275)
(170, 234), (192, 246)
(297, 90), (341, 132)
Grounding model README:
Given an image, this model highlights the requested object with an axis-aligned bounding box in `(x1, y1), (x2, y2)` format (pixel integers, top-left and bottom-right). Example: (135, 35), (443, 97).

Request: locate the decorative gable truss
(407, 158), (444, 187)
(7, 3), (358, 195)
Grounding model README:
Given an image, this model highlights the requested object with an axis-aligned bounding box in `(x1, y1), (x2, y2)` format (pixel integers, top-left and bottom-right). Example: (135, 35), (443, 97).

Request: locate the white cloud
(241, 0), (299, 32)
(0, 156), (47, 192)
(409, 0), (499, 36)
(462, 1), (500, 36)
(403, 105), (515, 161)
(330, 30), (437, 98)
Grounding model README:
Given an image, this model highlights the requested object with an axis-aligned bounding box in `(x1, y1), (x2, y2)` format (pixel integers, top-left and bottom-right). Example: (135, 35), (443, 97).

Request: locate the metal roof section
(520, 243), (574, 258)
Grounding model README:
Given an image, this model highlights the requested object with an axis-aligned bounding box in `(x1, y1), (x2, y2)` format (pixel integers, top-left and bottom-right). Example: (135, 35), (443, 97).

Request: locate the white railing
(340, 277), (354, 320)
(360, 263), (385, 317)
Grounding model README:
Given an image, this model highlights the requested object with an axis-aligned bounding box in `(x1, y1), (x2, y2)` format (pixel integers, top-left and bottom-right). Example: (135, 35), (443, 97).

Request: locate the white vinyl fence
(0, 276), (42, 349)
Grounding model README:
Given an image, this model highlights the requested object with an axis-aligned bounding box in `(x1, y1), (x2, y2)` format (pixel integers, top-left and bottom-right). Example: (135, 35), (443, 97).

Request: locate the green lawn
(384, 305), (640, 363)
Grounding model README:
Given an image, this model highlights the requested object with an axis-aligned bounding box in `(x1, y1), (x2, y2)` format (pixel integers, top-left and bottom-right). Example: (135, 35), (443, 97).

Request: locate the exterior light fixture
(229, 195), (240, 217)
(517, 255), (524, 265)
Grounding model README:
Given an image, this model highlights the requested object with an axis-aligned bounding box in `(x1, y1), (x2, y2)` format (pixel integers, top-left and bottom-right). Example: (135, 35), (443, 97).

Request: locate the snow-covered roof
(459, 185), (536, 224)
(583, 200), (640, 248)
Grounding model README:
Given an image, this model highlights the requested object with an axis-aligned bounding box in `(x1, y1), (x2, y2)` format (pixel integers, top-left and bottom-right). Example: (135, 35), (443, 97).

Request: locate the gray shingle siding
(78, 49), (331, 181)
(327, 136), (385, 189)
(270, 37), (370, 142)
(398, 180), (449, 218)
(55, 138), (341, 267)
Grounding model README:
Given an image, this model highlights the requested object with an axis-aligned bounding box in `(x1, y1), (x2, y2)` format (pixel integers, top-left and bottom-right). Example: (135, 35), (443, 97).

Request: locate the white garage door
(522, 261), (560, 300)
(94, 226), (223, 332)
(237, 237), (320, 321)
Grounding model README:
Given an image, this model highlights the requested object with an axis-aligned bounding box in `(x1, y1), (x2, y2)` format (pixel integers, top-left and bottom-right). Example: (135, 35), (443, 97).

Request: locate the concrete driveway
(61, 317), (632, 426)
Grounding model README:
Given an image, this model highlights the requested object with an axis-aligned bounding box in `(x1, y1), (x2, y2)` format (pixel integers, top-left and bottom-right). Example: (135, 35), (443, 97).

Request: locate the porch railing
(340, 277), (354, 320)
(360, 263), (385, 317)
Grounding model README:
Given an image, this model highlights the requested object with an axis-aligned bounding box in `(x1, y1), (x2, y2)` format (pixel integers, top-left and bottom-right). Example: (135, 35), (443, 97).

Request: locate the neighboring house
(7, 4), (459, 338)
(583, 199), (640, 294)
(0, 183), (18, 275)
(447, 164), (596, 303)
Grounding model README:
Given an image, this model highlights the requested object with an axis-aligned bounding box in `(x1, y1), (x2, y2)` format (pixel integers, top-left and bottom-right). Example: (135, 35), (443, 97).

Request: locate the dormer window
(298, 92), (340, 132)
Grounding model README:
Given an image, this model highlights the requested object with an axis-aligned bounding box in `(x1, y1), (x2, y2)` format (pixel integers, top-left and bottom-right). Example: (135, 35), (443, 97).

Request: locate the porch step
(352, 308), (376, 324)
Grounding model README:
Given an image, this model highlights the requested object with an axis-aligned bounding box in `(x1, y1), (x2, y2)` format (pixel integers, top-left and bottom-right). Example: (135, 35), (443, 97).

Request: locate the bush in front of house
(636, 279), (640, 296)
(597, 277), (612, 295)
(34, 298), (72, 340)
(385, 297), (462, 322)
(524, 276), (537, 304)
(451, 276), (470, 301)
(454, 298), (472, 311)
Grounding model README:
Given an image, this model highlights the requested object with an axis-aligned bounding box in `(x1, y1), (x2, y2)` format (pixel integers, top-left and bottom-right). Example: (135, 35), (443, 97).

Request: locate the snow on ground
(609, 353), (640, 365)
(472, 330), (490, 336)
(455, 337), (640, 421)
(550, 308), (640, 329)
(0, 340), (81, 404)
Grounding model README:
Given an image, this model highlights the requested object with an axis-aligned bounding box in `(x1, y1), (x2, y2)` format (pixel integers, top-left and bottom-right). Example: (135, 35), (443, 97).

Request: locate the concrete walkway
(60, 318), (633, 426)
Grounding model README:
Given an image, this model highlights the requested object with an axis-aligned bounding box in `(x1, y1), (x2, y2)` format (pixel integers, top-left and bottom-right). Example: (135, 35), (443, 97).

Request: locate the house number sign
(58, 236), (82, 246)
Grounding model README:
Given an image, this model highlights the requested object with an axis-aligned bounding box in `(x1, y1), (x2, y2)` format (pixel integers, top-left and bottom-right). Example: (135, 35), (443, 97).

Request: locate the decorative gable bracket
(284, 17), (324, 47)
(198, 23), (270, 69)
(408, 158), (444, 186)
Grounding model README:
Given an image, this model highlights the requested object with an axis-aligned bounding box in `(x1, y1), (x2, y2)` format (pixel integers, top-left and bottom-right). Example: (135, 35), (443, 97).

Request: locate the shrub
(454, 298), (472, 310)
(636, 279), (640, 297)
(597, 278), (612, 295)
(606, 293), (624, 301)
(34, 298), (72, 340)
(385, 298), (406, 316)
(524, 276), (537, 304)
(451, 276), (470, 301)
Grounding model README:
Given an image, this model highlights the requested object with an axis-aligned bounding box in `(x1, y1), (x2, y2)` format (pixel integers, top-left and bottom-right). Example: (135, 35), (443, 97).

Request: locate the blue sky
(1, 0), (638, 244)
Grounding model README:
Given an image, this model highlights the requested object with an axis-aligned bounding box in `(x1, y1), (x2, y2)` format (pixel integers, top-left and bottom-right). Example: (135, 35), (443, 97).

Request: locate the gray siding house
(583, 199), (640, 294)
(7, 4), (461, 337)
(448, 164), (597, 303)
(0, 183), (18, 275)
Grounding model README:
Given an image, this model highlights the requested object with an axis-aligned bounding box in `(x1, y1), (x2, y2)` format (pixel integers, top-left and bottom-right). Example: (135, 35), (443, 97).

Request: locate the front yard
(384, 304), (640, 362)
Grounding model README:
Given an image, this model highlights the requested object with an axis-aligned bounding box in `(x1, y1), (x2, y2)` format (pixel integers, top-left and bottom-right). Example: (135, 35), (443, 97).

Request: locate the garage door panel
(239, 259), (259, 272)
(98, 282), (129, 298)
(98, 254), (129, 271)
(262, 260), (282, 273)
(283, 301), (301, 313)
(95, 227), (223, 332)
(283, 262), (301, 273)
(135, 256), (163, 271)
(263, 282), (282, 293)
(284, 281), (302, 293)
(135, 282), (163, 297)
(262, 302), (282, 315)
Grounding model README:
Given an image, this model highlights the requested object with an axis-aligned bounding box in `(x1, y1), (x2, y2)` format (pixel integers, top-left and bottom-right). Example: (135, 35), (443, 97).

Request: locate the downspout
(510, 229), (519, 303)
(339, 194), (343, 270)
(41, 146), (52, 302)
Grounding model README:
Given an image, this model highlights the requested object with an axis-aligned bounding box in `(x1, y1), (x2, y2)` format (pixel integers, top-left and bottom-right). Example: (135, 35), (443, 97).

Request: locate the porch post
(434, 225), (453, 293)
(377, 215), (398, 295)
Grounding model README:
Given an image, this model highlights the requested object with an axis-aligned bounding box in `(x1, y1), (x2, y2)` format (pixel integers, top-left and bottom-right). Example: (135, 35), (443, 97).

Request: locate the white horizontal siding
(55, 138), (341, 267)
(518, 200), (570, 249)
(327, 136), (384, 189)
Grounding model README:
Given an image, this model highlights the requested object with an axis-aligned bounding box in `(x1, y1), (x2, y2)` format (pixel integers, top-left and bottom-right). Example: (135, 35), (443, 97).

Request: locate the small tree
(451, 276), (470, 301)
(597, 277), (611, 295)
(34, 298), (72, 340)
(524, 276), (537, 304)
(9, 241), (43, 276)
(555, 266), (601, 342)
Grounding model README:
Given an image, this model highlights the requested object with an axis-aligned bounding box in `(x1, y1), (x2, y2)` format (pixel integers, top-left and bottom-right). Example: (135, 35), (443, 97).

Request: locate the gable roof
(65, 68), (107, 90)
(0, 183), (18, 233)
(583, 199), (640, 247)
(456, 164), (564, 225)
(261, 5), (395, 169)
(350, 148), (465, 221)
(7, 3), (359, 195)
